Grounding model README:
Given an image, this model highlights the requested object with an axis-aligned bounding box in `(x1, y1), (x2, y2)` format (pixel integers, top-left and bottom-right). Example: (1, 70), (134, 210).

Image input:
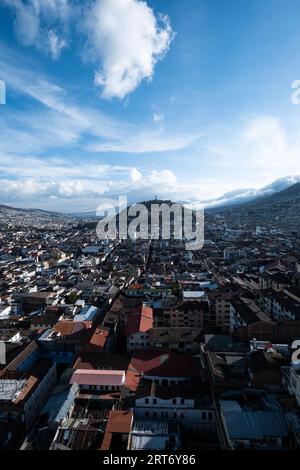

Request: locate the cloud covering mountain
(192, 175), (300, 209)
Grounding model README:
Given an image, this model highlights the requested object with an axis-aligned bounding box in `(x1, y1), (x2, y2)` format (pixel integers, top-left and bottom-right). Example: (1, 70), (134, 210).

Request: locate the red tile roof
(106, 410), (133, 433)
(88, 327), (110, 348)
(54, 321), (87, 337)
(101, 411), (133, 450)
(125, 366), (141, 392)
(124, 305), (153, 336)
(130, 350), (200, 378)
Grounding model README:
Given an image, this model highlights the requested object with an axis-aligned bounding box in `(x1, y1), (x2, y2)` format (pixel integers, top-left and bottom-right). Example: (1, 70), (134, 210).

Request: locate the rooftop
(70, 369), (126, 387)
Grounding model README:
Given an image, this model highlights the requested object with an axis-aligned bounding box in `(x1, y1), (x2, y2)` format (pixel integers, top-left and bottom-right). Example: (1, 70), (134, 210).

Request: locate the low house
(219, 399), (290, 449)
(149, 327), (201, 353)
(0, 359), (56, 447)
(125, 305), (153, 353)
(70, 369), (126, 393)
(134, 378), (214, 434)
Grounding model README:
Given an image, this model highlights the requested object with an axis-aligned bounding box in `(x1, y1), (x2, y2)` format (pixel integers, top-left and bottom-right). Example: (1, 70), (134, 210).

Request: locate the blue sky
(1, 0), (300, 211)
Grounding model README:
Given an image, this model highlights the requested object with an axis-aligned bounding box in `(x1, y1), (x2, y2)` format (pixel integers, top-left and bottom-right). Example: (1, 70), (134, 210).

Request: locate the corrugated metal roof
(220, 400), (289, 440)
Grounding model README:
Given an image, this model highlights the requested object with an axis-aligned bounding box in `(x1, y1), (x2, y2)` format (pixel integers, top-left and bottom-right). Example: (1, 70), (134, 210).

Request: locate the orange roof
(125, 366), (141, 392)
(89, 327), (110, 348)
(14, 376), (38, 404)
(106, 410), (133, 433)
(100, 411), (133, 450)
(54, 321), (87, 336)
(124, 305), (153, 336)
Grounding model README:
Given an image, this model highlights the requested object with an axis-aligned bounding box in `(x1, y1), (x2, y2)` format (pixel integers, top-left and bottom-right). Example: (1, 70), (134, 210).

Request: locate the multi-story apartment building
(208, 292), (232, 332)
(161, 301), (208, 328)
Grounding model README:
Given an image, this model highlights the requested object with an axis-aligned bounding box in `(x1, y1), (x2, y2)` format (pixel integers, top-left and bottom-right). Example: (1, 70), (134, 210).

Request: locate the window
(153, 398), (157, 404)
(145, 398), (149, 404)
(181, 398), (184, 405)
(172, 398), (177, 405)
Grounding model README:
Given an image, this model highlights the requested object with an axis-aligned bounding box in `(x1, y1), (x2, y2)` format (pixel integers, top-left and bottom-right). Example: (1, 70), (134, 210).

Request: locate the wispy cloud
(3, 0), (71, 60)
(0, 47), (200, 158)
(86, 130), (199, 154)
(153, 112), (165, 123)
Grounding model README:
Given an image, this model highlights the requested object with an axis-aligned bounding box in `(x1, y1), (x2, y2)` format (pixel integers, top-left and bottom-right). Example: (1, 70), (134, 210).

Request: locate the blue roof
(73, 305), (98, 322)
(220, 400), (289, 439)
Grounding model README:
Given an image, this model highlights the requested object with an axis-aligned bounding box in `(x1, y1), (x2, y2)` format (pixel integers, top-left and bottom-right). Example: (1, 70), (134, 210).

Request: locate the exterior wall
(229, 436), (283, 450)
(163, 309), (204, 328)
(79, 383), (122, 392)
(136, 395), (195, 409)
(134, 396), (214, 433)
(214, 299), (231, 332)
(24, 362), (57, 430)
(16, 349), (39, 372)
(230, 305), (247, 334)
(127, 331), (150, 352)
(149, 339), (199, 354)
(236, 322), (275, 341)
(41, 350), (74, 364)
(287, 367), (300, 406)
(259, 293), (295, 322)
(142, 376), (189, 386)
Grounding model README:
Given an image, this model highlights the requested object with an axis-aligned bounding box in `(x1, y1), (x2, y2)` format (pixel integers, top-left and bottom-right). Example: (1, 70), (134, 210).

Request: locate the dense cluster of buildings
(0, 210), (300, 450)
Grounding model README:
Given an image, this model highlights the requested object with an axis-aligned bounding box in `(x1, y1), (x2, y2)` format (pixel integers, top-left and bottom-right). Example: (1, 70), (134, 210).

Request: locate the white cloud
(4, 0), (174, 95)
(39, 0), (70, 19)
(10, 0), (40, 46)
(153, 112), (164, 123)
(48, 30), (67, 60)
(85, 0), (175, 99)
(0, 166), (180, 207)
(130, 168), (142, 182)
(87, 131), (198, 153)
(240, 116), (296, 170)
(149, 169), (177, 187)
(3, 0), (70, 59)
(205, 115), (300, 186)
